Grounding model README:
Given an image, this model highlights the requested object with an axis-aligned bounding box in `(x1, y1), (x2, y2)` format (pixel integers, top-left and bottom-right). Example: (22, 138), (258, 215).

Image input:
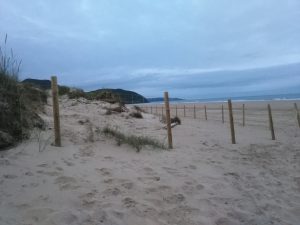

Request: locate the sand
(0, 97), (300, 225)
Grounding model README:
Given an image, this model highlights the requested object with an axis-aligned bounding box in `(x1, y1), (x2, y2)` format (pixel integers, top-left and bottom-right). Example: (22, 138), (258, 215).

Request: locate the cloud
(0, 0), (300, 98)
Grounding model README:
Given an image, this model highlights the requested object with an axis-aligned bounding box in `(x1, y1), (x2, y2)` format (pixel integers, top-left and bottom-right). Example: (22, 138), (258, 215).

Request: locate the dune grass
(102, 126), (166, 152)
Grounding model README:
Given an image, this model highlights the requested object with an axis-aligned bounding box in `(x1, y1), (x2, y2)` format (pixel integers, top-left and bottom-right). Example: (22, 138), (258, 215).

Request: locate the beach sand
(0, 97), (300, 225)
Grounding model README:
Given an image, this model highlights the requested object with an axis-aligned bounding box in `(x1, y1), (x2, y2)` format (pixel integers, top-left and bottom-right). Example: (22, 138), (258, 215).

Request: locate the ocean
(147, 93), (300, 104)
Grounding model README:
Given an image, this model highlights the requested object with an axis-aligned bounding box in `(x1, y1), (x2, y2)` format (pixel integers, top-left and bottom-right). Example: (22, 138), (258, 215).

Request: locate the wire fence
(138, 101), (300, 142)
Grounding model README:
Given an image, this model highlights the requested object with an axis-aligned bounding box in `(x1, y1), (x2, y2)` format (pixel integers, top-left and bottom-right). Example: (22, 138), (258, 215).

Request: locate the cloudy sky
(1, 0), (300, 98)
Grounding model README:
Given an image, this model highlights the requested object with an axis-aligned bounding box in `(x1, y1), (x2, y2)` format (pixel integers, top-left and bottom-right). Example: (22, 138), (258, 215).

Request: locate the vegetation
(130, 111), (143, 119)
(0, 35), (45, 150)
(102, 126), (166, 152)
(171, 116), (181, 125)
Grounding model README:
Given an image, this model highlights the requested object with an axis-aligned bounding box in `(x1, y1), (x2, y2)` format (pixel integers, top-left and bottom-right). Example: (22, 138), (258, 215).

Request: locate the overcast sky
(1, 0), (300, 98)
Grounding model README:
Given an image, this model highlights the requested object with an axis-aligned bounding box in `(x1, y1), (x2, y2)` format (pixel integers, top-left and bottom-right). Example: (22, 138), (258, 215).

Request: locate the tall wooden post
(176, 105), (178, 117)
(193, 105), (196, 119)
(242, 104), (245, 127)
(51, 76), (61, 147)
(164, 92), (173, 149)
(222, 104), (224, 123)
(204, 105), (207, 121)
(184, 105), (186, 117)
(228, 99), (236, 144)
(294, 103), (300, 128)
(268, 104), (275, 140)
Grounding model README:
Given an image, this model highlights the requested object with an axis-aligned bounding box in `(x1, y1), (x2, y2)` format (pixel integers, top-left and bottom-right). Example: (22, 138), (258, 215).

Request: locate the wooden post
(222, 104), (224, 123)
(161, 106), (164, 117)
(242, 104), (245, 127)
(294, 103), (300, 128)
(164, 92), (173, 149)
(193, 105), (196, 119)
(184, 105), (186, 117)
(268, 104), (275, 140)
(51, 76), (61, 147)
(228, 99), (236, 144)
(204, 105), (207, 121)
(176, 105), (178, 117)
(150, 106), (152, 114)
(156, 105), (158, 115)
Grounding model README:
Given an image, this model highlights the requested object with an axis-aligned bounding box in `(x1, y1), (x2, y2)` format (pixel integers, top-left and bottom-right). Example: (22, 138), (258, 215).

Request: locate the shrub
(130, 111), (143, 119)
(58, 85), (70, 96)
(68, 88), (85, 99)
(0, 35), (45, 150)
(171, 116), (181, 125)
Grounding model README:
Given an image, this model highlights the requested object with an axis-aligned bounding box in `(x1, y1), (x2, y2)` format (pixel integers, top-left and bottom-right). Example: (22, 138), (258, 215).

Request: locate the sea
(146, 93), (300, 104)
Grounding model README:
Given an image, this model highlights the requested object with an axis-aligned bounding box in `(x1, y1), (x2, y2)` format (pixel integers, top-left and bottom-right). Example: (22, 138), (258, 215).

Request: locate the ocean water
(148, 93), (300, 104)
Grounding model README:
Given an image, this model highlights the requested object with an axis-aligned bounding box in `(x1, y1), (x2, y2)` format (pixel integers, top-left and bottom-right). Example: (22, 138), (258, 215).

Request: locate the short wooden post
(193, 105), (196, 119)
(204, 105), (207, 120)
(184, 105), (186, 117)
(294, 103), (300, 128)
(156, 105), (158, 115)
(242, 104), (245, 127)
(161, 106), (164, 117)
(268, 104), (275, 140)
(51, 76), (61, 147)
(150, 106), (152, 114)
(175, 105), (178, 117)
(222, 104), (224, 123)
(164, 92), (173, 149)
(228, 99), (236, 144)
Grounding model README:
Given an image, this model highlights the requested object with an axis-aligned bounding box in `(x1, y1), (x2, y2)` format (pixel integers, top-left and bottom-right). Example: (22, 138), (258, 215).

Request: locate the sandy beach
(0, 97), (300, 225)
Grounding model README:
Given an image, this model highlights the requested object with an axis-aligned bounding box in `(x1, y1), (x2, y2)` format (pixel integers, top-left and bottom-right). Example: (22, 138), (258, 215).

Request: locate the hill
(21, 79), (148, 104)
(22, 78), (51, 89)
(87, 88), (148, 104)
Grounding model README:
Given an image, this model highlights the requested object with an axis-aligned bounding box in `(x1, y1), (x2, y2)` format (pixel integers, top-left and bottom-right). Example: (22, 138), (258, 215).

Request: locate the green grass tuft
(102, 126), (166, 152)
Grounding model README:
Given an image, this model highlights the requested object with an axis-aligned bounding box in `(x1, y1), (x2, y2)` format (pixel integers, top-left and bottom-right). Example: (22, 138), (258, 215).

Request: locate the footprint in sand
(0, 158), (10, 166)
(122, 197), (137, 208)
(80, 190), (98, 208)
(62, 159), (74, 167)
(54, 176), (79, 191)
(137, 176), (160, 183)
(36, 170), (61, 176)
(104, 156), (114, 161)
(121, 181), (134, 190)
(79, 145), (95, 157)
(3, 174), (17, 179)
(163, 193), (185, 204)
(102, 187), (121, 196)
(95, 168), (112, 176)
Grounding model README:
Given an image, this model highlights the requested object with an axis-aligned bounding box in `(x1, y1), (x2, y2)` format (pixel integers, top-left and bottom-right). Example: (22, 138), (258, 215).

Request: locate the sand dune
(0, 97), (300, 225)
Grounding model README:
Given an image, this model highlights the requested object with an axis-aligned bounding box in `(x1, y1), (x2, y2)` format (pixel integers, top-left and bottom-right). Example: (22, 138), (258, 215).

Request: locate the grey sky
(1, 0), (300, 98)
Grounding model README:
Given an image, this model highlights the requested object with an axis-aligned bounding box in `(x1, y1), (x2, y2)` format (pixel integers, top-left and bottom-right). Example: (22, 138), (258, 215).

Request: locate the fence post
(176, 105), (178, 117)
(268, 104), (275, 140)
(51, 76), (61, 147)
(204, 105), (207, 121)
(164, 92), (173, 149)
(184, 105), (186, 117)
(242, 104), (245, 127)
(156, 105), (158, 115)
(228, 99), (236, 144)
(161, 106), (164, 117)
(150, 106), (152, 114)
(193, 105), (196, 119)
(222, 104), (224, 123)
(294, 103), (300, 128)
